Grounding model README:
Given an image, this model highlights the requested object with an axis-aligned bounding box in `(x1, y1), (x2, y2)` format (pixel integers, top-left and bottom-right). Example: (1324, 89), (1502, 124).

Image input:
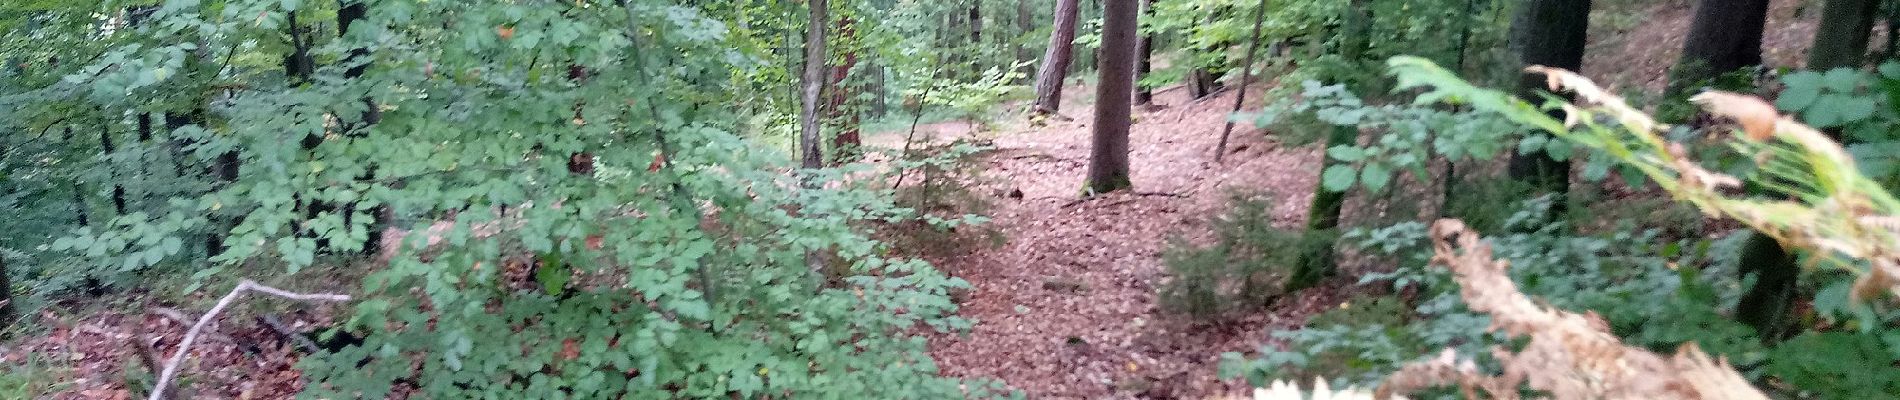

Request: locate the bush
(1159, 194), (1309, 319)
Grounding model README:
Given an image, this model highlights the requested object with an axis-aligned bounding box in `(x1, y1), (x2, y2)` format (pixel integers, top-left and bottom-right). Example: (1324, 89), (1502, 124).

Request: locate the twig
(890, 67), (946, 191)
(149, 280), (349, 400)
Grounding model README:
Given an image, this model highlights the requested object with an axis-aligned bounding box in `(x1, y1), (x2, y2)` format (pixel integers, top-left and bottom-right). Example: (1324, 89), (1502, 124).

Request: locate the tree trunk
(1288, 1), (1369, 291)
(1134, 0), (1155, 105)
(1505, 0), (1590, 218)
(101, 119), (125, 216)
(970, 0), (983, 77)
(1735, 231), (1799, 343)
(338, 0), (388, 255)
(799, 0), (830, 168)
(1087, 0), (1137, 194)
(1017, 0), (1035, 66)
(0, 256), (13, 330)
(1213, 0), (1270, 163)
(1808, 0), (1880, 70)
(829, 17), (862, 165)
(1031, 0), (1082, 116)
(1667, 0), (1770, 98)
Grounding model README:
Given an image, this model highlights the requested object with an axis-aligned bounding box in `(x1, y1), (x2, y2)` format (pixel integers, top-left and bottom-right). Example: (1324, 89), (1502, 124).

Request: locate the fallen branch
(149, 280), (350, 400)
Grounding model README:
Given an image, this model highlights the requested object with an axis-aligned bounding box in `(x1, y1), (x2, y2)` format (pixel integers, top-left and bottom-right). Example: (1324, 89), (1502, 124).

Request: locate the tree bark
(1808, 0), (1880, 70)
(1505, 0), (1590, 218)
(1017, 0), (1035, 66)
(970, 0), (983, 78)
(799, 0), (830, 168)
(1087, 0), (1137, 194)
(0, 256), (13, 331)
(829, 17), (861, 165)
(1031, 0), (1082, 116)
(338, 0), (388, 255)
(1667, 0), (1770, 97)
(101, 118), (126, 215)
(1288, 0), (1369, 291)
(1134, 0), (1155, 105)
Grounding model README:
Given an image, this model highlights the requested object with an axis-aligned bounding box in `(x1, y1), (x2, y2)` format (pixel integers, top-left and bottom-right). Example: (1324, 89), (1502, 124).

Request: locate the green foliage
(1, 1), (1024, 398)
(1256, 81), (1526, 194)
(1775, 63), (1900, 186)
(0, 353), (69, 398)
(1291, 55), (1900, 399)
(1159, 193), (1305, 318)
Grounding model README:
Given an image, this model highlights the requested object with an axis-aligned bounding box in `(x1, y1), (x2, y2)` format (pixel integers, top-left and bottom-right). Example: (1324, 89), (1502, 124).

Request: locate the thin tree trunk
(1087, 0), (1137, 194)
(1667, 0), (1771, 98)
(1213, 0), (1270, 163)
(799, 0), (830, 168)
(1134, 0), (1155, 105)
(1505, 0), (1590, 219)
(1808, 0), (1880, 70)
(1031, 0), (1082, 116)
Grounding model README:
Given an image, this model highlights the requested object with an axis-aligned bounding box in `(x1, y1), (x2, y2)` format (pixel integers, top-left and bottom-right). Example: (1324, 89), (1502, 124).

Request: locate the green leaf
(1776, 71), (1824, 111)
(1360, 162), (1392, 192)
(1321, 165), (1358, 192)
(1823, 68), (1862, 92)
(1327, 145), (1367, 162)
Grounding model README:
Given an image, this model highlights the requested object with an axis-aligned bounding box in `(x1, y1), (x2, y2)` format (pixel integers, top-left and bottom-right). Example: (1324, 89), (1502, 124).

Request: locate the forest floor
(0, 0), (1833, 397)
(880, 84), (1351, 399)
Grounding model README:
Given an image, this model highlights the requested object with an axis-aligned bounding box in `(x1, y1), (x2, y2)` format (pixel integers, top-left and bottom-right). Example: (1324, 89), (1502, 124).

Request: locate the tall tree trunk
(829, 17), (862, 165)
(1808, 0), (1880, 70)
(1288, 0), (1369, 291)
(799, 0), (830, 168)
(1017, 0), (1035, 67)
(1088, 0), (1137, 194)
(970, 0), (983, 77)
(338, 0), (387, 255)
(1134, 0), (1155, 105)
(1031, 0), (1082, 116)
(0, 256), (13, 331)
(64, 127), (88, 227)
(101, 118), (126, 215)
(1213, 0), (1270, 163)
(1505, 0), (1590, 219)
(1667, 0), (1771, 98)
(1658, 0), (1800, 343)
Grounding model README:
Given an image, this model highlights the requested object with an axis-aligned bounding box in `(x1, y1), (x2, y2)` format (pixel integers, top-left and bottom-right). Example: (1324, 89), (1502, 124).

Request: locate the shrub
(1159, 193), (1308, 318)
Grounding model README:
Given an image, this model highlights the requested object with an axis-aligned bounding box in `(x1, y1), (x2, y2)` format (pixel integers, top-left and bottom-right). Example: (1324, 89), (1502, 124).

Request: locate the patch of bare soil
(920, 84), (1349, 399)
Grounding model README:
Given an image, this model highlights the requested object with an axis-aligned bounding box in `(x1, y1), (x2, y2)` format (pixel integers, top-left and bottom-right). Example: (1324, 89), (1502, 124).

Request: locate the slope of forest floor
(893, 84), (1350, 399)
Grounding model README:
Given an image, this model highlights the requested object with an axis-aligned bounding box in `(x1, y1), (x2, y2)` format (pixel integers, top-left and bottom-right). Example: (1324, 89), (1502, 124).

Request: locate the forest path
(912, 84), (1344, 399)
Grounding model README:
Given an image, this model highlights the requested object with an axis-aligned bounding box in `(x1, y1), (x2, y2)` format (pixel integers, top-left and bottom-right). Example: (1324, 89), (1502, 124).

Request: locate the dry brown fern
(1369, 220), (1767, 400)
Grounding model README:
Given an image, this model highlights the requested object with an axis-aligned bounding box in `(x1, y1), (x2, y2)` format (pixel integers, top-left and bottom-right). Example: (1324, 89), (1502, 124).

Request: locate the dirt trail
(915, 85), (1342, 399)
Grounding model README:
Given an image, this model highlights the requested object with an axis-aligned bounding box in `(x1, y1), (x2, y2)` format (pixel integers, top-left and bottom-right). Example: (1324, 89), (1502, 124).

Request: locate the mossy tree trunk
(1087, 0), (1137, 194)
(1808, 0), (1880, 71)
(1288, 1), (1369, 291)
(1505, 0), (1590, 219)
(1666, 0), (1770, 99)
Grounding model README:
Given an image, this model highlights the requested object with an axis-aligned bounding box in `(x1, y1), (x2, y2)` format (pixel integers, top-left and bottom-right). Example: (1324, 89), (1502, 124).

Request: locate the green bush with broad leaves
(7, 1), (1018, 398)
